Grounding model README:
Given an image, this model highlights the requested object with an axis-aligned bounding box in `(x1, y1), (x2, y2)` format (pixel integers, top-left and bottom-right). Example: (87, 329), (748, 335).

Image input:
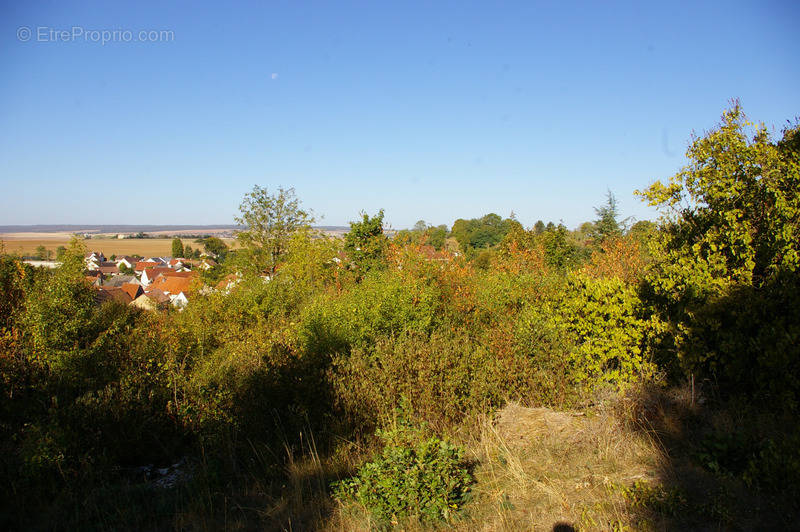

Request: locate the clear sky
(1, 1), (798, 230)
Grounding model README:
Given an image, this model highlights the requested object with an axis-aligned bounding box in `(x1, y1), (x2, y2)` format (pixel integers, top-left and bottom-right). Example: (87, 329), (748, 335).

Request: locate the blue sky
(1, 1), (798, 230)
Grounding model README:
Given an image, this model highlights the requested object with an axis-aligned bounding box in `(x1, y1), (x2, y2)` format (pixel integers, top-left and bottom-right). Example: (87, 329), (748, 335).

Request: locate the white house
(170, 292), (189, 309)
(140, 267), (172, 287)
(115, 256), (138, 270)
(84, 251), (105, 269)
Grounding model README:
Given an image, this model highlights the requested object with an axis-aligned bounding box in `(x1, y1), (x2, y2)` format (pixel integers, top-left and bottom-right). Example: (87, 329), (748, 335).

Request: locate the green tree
(627, 220), (656, 248)
(55, 246), (67, 261)
(171, 238), (184, 258)
(0, 254), (33, 332)
(426, 224), (449, 250)
(637, 103), (800, 399)
(201, 236), (228, 259)
(450, 214), (512, 251)
(344, 210), (388, 275)
(533, 220), (546, 234)
(235, 185), (314, 275)
(412, 220), (428, 233)
(541, 223), (581, 270)
(35, 245), (47, 260)
(591, 190), (624, 244)
(21, 238), (96, 367)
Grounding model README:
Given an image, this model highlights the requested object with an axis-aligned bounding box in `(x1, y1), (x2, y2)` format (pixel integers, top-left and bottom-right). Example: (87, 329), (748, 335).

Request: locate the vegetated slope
(0, 105), (797, 531)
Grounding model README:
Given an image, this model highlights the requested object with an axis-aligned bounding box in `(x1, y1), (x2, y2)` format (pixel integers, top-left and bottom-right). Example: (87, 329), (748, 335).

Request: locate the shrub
(331, 329), (546, 429)
(333, 421), (473, 526)
(517, 274), (653, 394)
(298, 270), (441, 359)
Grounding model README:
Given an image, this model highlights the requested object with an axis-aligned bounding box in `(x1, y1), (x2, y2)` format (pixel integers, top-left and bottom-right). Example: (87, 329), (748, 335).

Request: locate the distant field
(0, 236), (236, 257)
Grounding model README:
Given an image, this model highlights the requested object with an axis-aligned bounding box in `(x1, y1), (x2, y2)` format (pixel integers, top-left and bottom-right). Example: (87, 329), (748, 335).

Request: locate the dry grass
(324, 401), (666, 531)
(455, 402), (663, 531)
(0, 237), (236, 257)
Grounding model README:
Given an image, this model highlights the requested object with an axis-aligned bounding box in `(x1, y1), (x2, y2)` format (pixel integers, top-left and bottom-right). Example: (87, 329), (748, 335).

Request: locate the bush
(331, 329), (547, 429)
(517, 274), (653, 395)
(333, 421), (473, 526)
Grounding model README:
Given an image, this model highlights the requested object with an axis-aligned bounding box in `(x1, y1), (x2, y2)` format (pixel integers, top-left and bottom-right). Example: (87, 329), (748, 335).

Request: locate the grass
(453, 402), (662, 531)
(9, 387), (793, 531)
(323, 400), (665, 531)
(323, 386), (798, 531)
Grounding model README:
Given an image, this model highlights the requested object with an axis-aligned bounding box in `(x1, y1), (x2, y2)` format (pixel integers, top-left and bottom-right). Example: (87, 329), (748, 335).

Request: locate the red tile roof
(135, 261), (160, 271)
(144, 289), (170, 304)
(216, 273), (239, 290)
(144, 267), (173, 278)
(98, 262), (120, 274)
(161, 271), (195, 278)
(120, 283), (142, 300)
(95, 286), (133, 305)
(147, 271), (199, 296)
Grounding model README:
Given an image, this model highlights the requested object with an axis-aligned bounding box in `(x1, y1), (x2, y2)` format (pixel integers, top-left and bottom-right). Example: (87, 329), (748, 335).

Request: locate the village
(83, 250), (232, 310)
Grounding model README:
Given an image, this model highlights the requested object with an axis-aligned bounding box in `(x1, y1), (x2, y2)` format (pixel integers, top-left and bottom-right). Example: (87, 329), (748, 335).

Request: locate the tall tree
(344, 210), (388, 275)
(426, 224), (449, 250)
(638, 103), (800, 398)
(235, 185), (314, 275)
(171, 238), (184, 258)
(22, 238), (95, 366)
(200, 236), (228, 258)
(412, 220), (428, 233)
(450, 214), (513, 251)
(591, 190), (624, 243)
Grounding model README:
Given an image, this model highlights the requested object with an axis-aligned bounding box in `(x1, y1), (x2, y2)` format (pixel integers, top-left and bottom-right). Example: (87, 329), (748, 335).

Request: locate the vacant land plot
(0, 236), (236, 257)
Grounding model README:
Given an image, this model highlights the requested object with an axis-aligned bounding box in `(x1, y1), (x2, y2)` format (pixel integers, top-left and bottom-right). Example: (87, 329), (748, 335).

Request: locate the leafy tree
(541, 223), (581, 270)
(35, 245), (47, 260)
(21, 238), (96, 367)
(450, 219), (470, 249)
(533, 220), (546, 234)
(0, 254), (33, 332)
(591, 190), (625, 243)
(575, 221), (595, 242)
(235, 185), (314, 275)
(171, 238), (184, 258)
(55, 246), (67, 261)
(412, 220), (428, 233)
(627, 220), (656, 240)
(627, 220), (657, 252)
(638, 103), (800, 400)
(344, 210), (388, 275)
(201, 236), (228, 258)
(426, 224), (449, 250)
(450, 214), (512, 251)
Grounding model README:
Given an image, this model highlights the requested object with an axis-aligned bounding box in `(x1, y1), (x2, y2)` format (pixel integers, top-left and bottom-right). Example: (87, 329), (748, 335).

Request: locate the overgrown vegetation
(0, 104), (798, 530)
